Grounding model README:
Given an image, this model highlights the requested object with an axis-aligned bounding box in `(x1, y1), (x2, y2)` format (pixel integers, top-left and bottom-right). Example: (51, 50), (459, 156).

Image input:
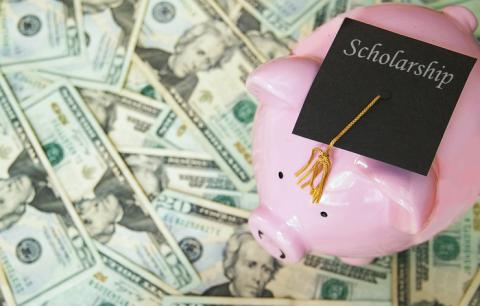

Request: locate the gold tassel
(296, 94), (383, 204)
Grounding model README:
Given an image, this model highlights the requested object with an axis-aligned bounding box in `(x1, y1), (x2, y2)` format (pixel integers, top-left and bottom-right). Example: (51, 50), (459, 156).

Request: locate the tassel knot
(295, 147), (332, 203)
(295, 94), (383, 204)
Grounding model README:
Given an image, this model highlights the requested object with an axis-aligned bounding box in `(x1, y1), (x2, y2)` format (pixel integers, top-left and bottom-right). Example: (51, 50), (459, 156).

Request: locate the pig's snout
(249, 207), (306, 264)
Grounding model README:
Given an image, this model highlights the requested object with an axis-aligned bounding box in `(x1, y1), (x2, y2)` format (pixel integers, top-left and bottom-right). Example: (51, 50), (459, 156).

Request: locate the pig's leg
(339, 256), (375, 266)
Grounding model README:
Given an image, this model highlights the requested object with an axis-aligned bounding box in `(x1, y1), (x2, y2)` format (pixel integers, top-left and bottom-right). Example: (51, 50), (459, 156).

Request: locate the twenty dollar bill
(0, 76), (101, 305)
(136, 0), (262, 191)
(20, 81), (200, 292)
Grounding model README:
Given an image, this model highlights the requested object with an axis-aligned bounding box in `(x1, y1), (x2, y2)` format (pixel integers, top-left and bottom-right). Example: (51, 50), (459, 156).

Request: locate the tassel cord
(295, 94), (382, 204)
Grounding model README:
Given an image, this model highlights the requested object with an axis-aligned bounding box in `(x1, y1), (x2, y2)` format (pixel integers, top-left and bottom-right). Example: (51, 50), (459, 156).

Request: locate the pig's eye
(321, 211), (328, 217)
(278, 171), (283, 179)
(279, 250), (286, 259)
(258, 230), (264, 239)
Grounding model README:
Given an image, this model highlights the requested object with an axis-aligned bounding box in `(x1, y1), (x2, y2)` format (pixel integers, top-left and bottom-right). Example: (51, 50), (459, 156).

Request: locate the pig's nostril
(258, 230), (264, 239)
(280, 250), (286, 259)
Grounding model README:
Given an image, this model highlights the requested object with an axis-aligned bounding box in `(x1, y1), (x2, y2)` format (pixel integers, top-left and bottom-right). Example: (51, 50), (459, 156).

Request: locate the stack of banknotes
(0, 0), (479, 305)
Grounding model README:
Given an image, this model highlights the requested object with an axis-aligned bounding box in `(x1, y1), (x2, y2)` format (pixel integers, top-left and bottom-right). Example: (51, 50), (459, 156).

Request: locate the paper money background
(0, 0), (479, 306)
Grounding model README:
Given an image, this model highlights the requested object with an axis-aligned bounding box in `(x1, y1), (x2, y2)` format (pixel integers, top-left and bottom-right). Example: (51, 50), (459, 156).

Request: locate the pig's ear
(246, 56), (321, 109)
(443, 5), (478, 33)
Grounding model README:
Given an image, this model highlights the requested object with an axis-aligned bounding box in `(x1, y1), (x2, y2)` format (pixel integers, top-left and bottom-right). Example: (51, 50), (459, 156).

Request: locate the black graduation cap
(293, 18), (477, 177)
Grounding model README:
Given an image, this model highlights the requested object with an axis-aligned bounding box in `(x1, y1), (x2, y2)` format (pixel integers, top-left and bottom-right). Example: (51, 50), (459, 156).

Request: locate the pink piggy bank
(246, 4), (480, 266)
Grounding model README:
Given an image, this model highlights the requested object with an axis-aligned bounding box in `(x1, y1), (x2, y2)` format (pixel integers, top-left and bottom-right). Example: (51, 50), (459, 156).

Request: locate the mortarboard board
(293, 17), (477, 179)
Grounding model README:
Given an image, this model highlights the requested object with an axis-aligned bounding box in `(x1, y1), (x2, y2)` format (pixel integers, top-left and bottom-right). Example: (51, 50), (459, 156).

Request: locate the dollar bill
(214, 1), (296, 61)
(121, 147), (259, 210)
(144, 108), (210, 153)
(326, 0), (480, 39)
(458, 268), (480, 306)
(124, 55), (208, 153)
(394, 203), (480, 306)
(4, 72), (54, 103)
(44, 0), (148, 89)
(43, 269), (163, 306)
(0, 264), (15, 306)
(125, 54), (164, 101)
(44, 249), (177, 306)
(136, 0), (263, 191)
(237, 0), (329, 37)
(163, 296), (392, 306)
(312, 0), (378, 28)
(403, 0), (471, 7)
(125, 54), (207, 153)
(152, 190), (392, 300)
(0, 76), (101, 305)
(306, 0), (480, 38)
(78, 87), (171, 149)
(78, 85), (210, 153)
(5, 73), (176, 150)
(0, 0), (85, 72)
(20, 81), (201, 292)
